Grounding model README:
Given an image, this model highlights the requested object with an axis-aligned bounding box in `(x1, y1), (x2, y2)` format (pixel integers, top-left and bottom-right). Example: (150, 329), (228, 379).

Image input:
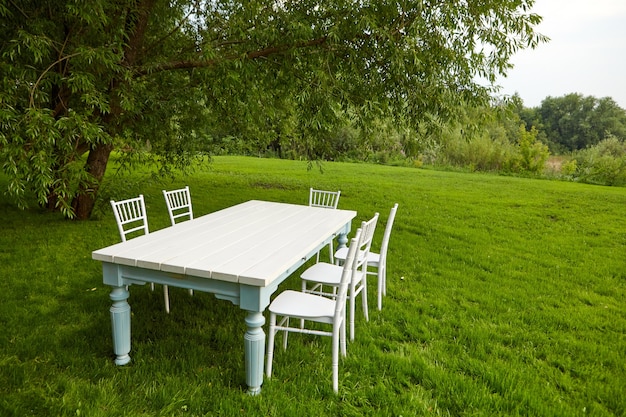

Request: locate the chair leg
(316, 241), (335, 264)
(377, 267), (384, 311)
(163, 285), (170, 314)
(283, 317), (290, 350)
(361, 277), (369, 323)
(332, 327), (340, 393)
(300, 282), (307, 329)
(266, 314), (276, 378)
(349, 291), (356, 341)
(189, 289), (194, 296)
(382, 265), (387, 295)
(340, 319), (347, 357)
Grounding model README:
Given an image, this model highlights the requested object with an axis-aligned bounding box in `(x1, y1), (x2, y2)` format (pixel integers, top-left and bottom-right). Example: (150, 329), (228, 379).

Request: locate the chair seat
(335, 247), (380, 267)
(269, 290), (336, 322)
(301, 262), (364, 286)
(301, 262), (341, 284)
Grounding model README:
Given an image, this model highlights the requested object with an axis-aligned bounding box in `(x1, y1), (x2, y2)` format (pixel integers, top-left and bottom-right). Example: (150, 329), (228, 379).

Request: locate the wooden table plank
(93, 200), (356, 287)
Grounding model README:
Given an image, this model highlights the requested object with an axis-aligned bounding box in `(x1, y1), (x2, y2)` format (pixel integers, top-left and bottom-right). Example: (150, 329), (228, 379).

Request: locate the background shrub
(505, 126), (550, 174)
(573, 135), (626, 185)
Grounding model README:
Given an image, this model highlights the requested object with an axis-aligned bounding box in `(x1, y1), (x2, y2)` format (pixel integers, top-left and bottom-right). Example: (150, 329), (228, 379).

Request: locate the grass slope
(1, 156), (624, 416)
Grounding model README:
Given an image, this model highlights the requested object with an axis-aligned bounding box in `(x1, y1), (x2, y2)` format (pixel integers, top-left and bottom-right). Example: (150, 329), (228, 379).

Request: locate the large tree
(537, 94), (626, 152)
(1, 0), (546, 219)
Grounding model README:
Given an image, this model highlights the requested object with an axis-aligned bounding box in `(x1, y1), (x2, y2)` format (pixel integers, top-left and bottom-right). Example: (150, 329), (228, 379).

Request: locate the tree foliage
(534, 94), (626, 152)
(572, 135), (626, 186)
(1, 0), (546, 219)
(507, 125), (549, 173)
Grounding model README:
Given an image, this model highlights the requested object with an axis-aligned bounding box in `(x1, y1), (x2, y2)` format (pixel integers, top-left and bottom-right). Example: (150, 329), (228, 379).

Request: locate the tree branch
(135, 36), (329, 76)
(123, 0), (157, 67)
(8, 0), (29, 19)
(29, 51), (82, 108)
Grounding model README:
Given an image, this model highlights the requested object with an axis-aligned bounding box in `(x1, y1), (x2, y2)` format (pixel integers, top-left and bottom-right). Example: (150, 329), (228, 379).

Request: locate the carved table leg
(337, 231), (349, 250)
(244, 311), (266, 395)
(109, 286), (131, 366)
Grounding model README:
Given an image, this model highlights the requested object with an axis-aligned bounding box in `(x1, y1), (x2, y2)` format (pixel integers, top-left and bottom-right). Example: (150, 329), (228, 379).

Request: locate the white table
(92, 200), (356, 394)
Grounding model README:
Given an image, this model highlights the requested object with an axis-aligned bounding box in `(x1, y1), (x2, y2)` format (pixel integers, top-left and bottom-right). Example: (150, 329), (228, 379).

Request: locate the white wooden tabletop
(93, 200), (356, 287)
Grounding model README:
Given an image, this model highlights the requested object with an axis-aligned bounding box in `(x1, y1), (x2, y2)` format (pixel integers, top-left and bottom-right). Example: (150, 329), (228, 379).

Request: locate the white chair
(309, 188), (341, 263)
(309, 188), (341, 209)
(266, 229), (361, 393)
(110, 195), (149, 242)
(300, 213), (379, 341)
(162, 186), (193, 225)
(110, 195), (171, 313)
(335, 203), (398, 311)
(162, 186), (195, 297)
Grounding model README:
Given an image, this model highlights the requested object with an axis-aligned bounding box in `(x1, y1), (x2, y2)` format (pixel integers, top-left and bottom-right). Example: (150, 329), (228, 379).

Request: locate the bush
(573, 135), (626, 186)
(561, 159), (577, 176)
(505, 126), (550, 174)
(439, 129), (514, 172)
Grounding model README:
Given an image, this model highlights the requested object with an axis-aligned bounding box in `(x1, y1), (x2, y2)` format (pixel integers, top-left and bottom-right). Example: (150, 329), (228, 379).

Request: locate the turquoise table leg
(244, 311), (265, 395)
(337, 231), (349, 250)
(109, 286), (131, 365)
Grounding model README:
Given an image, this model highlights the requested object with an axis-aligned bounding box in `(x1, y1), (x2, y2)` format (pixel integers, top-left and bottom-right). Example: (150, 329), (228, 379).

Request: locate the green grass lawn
(1, 156), (625, 416)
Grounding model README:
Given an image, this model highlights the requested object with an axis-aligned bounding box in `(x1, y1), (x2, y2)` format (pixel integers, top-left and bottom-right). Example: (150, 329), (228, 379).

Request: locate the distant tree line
(215, 92), (626, 162)
(217, 91), (626, 187)
(514, 93), (626, 153)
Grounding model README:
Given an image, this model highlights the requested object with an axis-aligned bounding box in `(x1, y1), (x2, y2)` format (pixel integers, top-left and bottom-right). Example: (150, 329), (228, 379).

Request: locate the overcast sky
(495, 0), (626, 109)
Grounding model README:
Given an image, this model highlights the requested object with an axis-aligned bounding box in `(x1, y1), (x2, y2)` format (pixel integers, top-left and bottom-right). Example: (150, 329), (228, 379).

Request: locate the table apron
(102, 263), (242, 306)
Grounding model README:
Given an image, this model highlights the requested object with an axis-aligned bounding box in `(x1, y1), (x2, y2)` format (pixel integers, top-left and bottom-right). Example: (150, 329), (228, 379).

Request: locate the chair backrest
(334, 229), (361, 319)
(351, 213), (379, 279)
(379, 203), (399, 262)
(162, 186), (193, 226)
(309, 188), (341, 209)
(110, 195), (149, 242)
(360, 212), (380, 255)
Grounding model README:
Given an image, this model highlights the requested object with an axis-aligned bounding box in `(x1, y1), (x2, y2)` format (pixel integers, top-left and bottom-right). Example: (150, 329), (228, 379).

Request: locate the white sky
(495, 0), (626, 109)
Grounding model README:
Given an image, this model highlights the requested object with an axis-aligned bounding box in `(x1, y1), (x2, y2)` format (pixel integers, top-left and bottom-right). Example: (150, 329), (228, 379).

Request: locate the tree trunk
(71, 1), (155, 220)
(72, 143), (114, 220)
